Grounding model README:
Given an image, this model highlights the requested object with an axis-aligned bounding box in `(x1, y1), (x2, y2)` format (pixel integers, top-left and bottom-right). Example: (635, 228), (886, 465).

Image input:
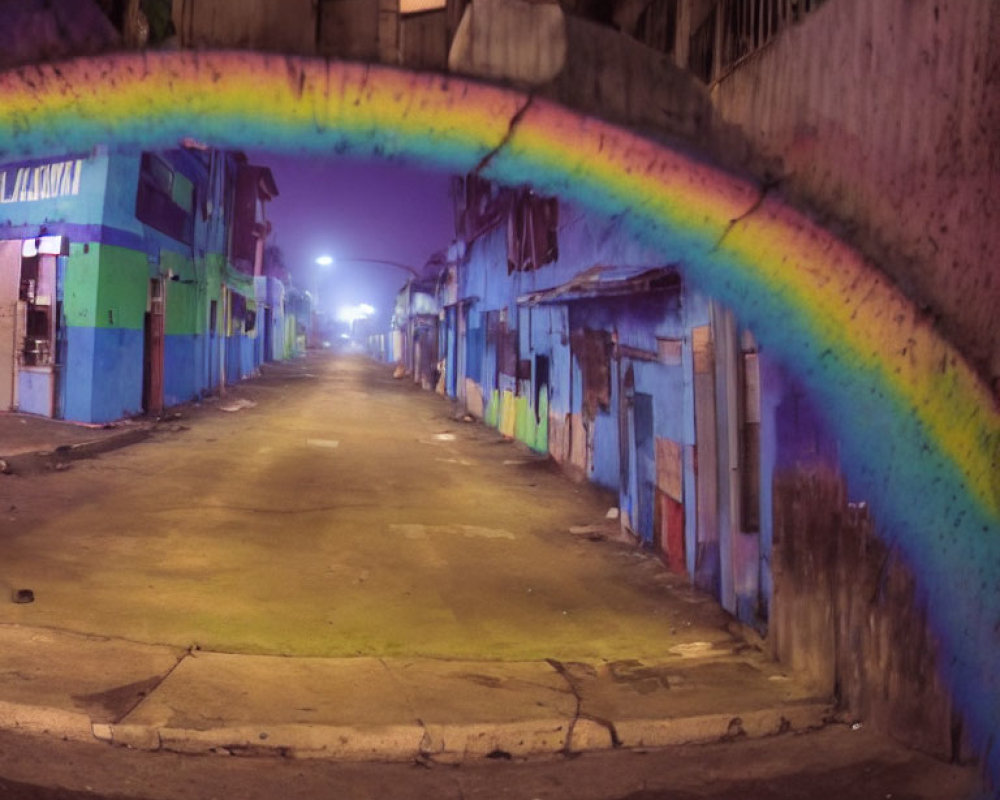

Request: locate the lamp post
(311, 255), (333, 348)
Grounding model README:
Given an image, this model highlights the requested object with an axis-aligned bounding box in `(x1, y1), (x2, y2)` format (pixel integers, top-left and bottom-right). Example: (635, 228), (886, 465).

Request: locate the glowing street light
(315, 255), (334, 267)
(337, 303), (376, 324)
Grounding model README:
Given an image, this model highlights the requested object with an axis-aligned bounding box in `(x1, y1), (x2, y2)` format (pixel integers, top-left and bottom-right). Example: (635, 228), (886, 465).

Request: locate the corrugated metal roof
(516, 265), (680, 306)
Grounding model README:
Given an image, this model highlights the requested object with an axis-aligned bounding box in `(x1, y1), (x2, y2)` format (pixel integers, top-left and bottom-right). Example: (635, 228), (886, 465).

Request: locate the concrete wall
(707, 0), (1000, 388)
(172, 0), (318, 53)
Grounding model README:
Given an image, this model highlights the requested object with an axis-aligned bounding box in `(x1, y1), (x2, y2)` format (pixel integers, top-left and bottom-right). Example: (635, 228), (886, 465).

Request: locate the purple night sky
(249, 152), (456, 327)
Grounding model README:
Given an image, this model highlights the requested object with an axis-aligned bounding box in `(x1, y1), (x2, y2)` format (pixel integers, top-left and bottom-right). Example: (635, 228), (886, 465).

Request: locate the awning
(516, 265), (680, 307)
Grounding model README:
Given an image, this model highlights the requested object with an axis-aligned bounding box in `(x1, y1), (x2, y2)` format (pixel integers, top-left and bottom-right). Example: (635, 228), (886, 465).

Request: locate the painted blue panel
(546, 307), (572, 416)
(91, 327), (143, 423)
(240, 335), (255, 378)
(62, 326), (97, 422)
(445, 308), (457, 397)
(590, 410), (619, 490)
(225, 336), (241, 385)
(466, 320), (483, 385)
(634, 360), (686, 444)
(17, 370), (53, 416)
(164, 333), (201, 406)
(62, 326), (142, 424)
(205, 333), (220, 390)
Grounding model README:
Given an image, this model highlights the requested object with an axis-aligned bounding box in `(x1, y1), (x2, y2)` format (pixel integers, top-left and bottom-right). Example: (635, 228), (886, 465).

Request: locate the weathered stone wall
(771, 469), (963, 760)
(708, 0), (1000, 388)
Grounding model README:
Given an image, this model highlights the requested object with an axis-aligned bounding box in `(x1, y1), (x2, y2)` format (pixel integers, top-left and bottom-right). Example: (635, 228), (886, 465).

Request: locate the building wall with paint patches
(0, 147), (286, 423)
(443, 182), (771, 623)
(425, 177), (959, 758)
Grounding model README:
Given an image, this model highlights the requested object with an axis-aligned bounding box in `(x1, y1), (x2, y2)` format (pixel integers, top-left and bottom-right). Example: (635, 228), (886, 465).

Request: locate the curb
(0, 427), (152, 476)
(83, 701), (831, 761)
(0, 699), (95, 743)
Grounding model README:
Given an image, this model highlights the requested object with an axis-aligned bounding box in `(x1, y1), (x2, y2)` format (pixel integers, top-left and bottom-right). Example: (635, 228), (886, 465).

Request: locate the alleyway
(2, 352), (736, 662)
(0, 353), (984, 797)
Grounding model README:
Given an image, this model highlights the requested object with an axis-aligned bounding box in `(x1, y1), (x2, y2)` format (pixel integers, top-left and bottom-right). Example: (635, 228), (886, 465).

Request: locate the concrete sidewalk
(0, 623), (830, 761)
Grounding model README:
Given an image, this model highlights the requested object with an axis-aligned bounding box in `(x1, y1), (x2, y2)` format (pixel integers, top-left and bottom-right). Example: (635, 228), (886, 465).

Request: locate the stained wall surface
(709, 0), (1000, 386)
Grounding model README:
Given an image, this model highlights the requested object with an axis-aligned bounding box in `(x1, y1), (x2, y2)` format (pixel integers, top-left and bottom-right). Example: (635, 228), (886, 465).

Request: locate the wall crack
(712, 178), (781, 252)
(472, 94), (536, 177)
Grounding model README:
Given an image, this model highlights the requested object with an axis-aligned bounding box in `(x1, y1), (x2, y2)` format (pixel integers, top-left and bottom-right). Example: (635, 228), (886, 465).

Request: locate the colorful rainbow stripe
(1, 52), (997, 774)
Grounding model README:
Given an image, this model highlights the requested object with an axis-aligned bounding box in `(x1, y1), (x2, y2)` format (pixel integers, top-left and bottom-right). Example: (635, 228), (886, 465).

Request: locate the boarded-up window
(229, 291), (246, 336)
(136, 152), (193, 244)
(571, 328), (612, 420)
(507, 190), (559, 273)
(460, 175), (508, 241)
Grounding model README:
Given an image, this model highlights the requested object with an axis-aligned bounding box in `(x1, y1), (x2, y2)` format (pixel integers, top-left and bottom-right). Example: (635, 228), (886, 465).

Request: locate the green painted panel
(161, 250), (199, 336)
(485, 390), (499, 428)
(96, 244), (148, 331)
(63, 242), (100, 329)
(513, 391), (549, 453)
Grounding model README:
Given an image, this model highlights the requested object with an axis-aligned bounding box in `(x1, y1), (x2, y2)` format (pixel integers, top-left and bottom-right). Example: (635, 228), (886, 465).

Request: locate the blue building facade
(0, 146), (290, 424)
(397, 177), (819, 634)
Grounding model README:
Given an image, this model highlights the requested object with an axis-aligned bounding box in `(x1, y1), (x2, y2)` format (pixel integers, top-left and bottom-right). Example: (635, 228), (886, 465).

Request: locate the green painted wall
(63, 242), (100, 329)
(162, 249), (198, 336)
(95, 244), (148, 331)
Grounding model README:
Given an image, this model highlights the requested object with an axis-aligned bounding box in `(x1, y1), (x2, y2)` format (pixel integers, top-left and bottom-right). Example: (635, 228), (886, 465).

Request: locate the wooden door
(143, 278), (165, 415)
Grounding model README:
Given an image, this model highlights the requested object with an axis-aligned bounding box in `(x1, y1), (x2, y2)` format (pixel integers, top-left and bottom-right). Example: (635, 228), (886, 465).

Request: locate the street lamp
(333, 257), (422, 279)
(309, 255), (334, 348)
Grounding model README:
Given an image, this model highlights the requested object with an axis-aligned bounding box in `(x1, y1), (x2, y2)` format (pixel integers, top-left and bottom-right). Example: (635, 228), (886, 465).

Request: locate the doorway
(142, 278), (165, 415)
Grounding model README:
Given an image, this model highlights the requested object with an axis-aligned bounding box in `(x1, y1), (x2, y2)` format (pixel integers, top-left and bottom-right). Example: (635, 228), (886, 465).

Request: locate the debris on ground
(218, 399), (257, 413)
(569, 524), (606, 541)
(12, 589), (34, 604)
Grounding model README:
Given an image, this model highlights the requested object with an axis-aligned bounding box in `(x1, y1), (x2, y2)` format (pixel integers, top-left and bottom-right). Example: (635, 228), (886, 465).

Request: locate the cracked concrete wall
(708, 0), (1000, 389)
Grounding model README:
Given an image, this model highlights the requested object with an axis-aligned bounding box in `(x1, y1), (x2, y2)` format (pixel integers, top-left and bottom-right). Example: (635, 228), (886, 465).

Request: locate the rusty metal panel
(655, 436), (683, 501)
(658, 490), (686, 574)
(691, 324), (712, 374)
(570, 327), (611, 420)
(657, 336), (682, 366)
